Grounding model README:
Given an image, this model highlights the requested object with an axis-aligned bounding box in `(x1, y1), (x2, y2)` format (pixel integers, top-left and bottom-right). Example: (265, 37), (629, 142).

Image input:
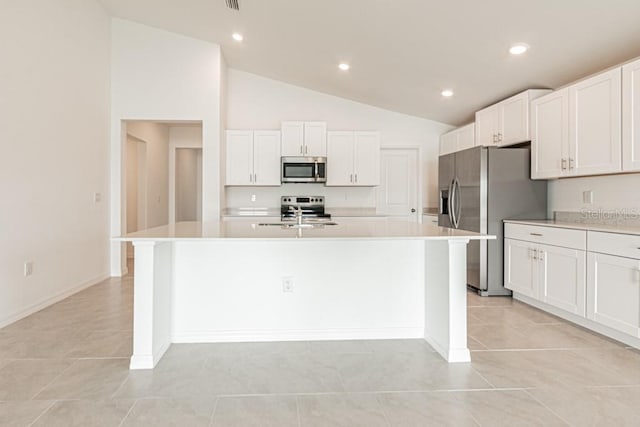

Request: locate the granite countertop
(115, 219), (495, 242)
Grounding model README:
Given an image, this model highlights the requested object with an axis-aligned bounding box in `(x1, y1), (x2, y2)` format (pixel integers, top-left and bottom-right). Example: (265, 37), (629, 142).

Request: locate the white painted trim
(172, 327), (424, 343)
(513, 292), (640, 350)
(423, 333), (472, 363)
(129, 340), (171, 370)
(0, 273), (110, 329)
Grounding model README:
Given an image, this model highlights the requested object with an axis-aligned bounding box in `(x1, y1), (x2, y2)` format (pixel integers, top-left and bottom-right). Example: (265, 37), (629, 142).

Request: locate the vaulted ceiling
(99, 0), (640, 125)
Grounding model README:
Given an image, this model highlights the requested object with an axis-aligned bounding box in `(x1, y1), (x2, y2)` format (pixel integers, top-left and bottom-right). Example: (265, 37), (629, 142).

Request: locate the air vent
(225, 0), (240, 10)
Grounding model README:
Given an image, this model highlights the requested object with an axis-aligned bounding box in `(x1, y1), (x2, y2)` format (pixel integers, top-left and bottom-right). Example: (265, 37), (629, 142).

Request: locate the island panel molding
(116, 219), (494, 368)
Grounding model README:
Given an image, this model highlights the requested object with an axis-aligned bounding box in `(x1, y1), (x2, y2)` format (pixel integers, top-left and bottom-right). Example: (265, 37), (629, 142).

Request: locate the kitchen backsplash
(224, 185), (377, 208)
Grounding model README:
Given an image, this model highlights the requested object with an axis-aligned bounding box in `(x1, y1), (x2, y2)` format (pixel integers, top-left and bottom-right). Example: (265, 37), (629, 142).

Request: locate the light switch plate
(583, 190), (593, 204)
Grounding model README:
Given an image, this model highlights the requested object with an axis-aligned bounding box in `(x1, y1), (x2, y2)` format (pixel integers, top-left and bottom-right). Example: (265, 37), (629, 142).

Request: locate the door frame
(377, 145), (423, 221)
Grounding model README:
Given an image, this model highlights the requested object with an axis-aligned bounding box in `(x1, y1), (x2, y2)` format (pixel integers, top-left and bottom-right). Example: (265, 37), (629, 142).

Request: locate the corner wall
(110, 19), (224, 275)
(0, 0), (111, 327)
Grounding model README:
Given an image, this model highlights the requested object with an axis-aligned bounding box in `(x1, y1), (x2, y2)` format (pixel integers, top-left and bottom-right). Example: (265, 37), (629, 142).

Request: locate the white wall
(0, 0), (111, 327)
(225, 69), (452, 209)
(548, 173), (640, 216)
(110, 19), (224, 275)
(175, 149), (202, 221)
(126, 121), (170, 228)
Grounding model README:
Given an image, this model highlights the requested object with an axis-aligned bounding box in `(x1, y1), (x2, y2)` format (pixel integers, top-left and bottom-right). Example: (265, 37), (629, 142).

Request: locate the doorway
(376, 147), (421, 222)
(174, 148), (203, 222)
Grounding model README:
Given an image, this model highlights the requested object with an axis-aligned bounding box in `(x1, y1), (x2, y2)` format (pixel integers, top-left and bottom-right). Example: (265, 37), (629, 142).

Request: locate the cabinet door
(499, 92), (529, 146)
(504, 239), (537, 298)
(623, 58), (640, 171)
(475, 107), (499, 146)
(225, 131), (254, 186)
(538, 244), (586, 316)
(281, 121), (304, 156)
(531, 89), (570, 179)
(253, 131), (281, 186)
(304, 122), (327, 156)
(326, 131), (354, 186)
(587, 252), (640, 337)
(457, 123), (475, 151)
(353, 131), (380, 186)
(569, 68), (622, 176)
(439, 131), (457, 155)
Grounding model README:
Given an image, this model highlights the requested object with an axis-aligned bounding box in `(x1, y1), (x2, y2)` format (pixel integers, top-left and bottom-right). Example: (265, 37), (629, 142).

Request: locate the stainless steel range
(280, 196), (331, 221)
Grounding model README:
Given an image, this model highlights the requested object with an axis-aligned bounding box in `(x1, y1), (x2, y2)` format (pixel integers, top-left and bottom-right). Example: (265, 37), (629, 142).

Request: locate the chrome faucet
(289, 205), (304, 225)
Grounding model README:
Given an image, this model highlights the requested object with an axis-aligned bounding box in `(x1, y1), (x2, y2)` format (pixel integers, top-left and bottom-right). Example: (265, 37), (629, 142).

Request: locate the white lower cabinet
(504, 238), (537, 298)
(538, 243), (586, 316)
(505, 222), (640, 348)
(504, 237), (585, 315)
(587, 252), (640, 337)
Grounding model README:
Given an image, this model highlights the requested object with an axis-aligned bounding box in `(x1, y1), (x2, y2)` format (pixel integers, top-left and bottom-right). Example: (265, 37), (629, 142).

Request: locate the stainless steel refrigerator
(439, 146), (547, 296)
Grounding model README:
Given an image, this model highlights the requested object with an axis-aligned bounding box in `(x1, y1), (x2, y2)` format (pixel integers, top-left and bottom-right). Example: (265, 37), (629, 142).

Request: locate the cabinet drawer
(588, 231), (640, 259)
(504, 223), (586, 250)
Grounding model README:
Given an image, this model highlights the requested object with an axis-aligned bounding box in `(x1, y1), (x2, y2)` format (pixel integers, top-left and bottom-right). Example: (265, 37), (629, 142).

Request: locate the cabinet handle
(530, 233), (543, 236)
(254, 173), (257, 182)
(249, 173), (253, 183)
(350, 174), (353, 183)
(569, 158), (574, 170)
(529, 248), (536, 259)
(561, 158), (567, 171)
(355, 173), (358, 183)
(300, 146), (303, 154)
(497, 132), (502, 142)
(304, 146), (308, 155)
(492, 134), (497, 143)
(538, 250), (544, 261)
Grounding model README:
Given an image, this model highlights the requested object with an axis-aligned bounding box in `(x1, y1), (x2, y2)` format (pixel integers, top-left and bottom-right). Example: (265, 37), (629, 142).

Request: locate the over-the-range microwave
(281, 156), (327, 183)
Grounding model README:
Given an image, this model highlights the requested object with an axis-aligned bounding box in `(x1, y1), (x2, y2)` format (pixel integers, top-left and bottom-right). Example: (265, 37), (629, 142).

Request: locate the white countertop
(504, 219), (640, 236)
(115, 218), (495, 242)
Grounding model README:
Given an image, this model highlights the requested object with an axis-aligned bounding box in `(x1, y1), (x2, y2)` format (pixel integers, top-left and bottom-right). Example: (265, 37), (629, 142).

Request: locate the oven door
(281, 157), (326, 183)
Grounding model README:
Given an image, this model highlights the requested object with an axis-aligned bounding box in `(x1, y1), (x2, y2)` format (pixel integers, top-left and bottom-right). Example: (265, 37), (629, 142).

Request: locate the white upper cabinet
(326, 131), (380, 186)
(225, 131), (253, 186)
(225, 130), (281, 186)
(531, 89), (570, 179)
(252, 131), (282, 185)
(531, 68), (622, 179)
(439, 123), (475, 155)
(623, 57), (640, 171)
(281, 121), (327, 157)
(475, 90), (551, 147)
(569, 68), (622, 176)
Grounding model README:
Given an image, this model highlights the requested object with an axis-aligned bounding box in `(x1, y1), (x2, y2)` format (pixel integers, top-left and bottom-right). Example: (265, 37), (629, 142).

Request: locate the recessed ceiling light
(441, 89), (454, 97)
(509, 43), (529, 55)
(338, 63), (350, 71)
(232, 32), (243, 42)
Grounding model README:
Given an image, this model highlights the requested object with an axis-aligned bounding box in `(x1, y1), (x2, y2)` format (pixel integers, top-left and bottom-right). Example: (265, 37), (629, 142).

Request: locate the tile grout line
(118, 398), (139, 427)
(30, 359), (78, 400)
(522, 389), (573, 426)
(207, 396), (220, 427)
(27, 400), (57, 427)
(372, 392), (392, 427)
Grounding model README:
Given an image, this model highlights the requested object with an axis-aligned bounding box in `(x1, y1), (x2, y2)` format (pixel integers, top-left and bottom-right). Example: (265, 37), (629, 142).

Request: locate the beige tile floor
(1, 266), (640, 426)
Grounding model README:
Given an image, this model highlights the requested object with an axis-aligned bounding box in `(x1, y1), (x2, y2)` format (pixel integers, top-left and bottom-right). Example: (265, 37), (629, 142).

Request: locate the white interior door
(376, 148), (418, 221)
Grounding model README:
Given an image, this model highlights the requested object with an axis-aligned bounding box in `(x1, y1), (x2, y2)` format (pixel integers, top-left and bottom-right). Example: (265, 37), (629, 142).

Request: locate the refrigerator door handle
(450, 178), (461, 229)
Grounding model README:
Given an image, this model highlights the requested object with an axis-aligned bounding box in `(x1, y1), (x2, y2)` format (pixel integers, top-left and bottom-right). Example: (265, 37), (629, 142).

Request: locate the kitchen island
(116, 219), (494, 369)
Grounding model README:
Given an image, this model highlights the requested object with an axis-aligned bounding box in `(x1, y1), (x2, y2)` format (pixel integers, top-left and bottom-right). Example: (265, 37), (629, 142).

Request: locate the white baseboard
(0, 273), (110, 329)
(513, 293), (640, 350)
(423, 333), (471, 363)
(172, 327), (423, 343)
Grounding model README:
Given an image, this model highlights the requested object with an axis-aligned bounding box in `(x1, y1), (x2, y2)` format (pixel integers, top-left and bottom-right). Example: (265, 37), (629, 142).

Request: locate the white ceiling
(99, 0), (640, 125)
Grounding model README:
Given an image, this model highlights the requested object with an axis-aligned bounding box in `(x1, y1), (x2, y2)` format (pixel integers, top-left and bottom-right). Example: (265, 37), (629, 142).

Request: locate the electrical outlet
(251, 194), (256, 202)
(583, 190), (593, 204)
(93, 192), (101, 203)
(24, 261), (33, 277)
(282, 276), (294, 292)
